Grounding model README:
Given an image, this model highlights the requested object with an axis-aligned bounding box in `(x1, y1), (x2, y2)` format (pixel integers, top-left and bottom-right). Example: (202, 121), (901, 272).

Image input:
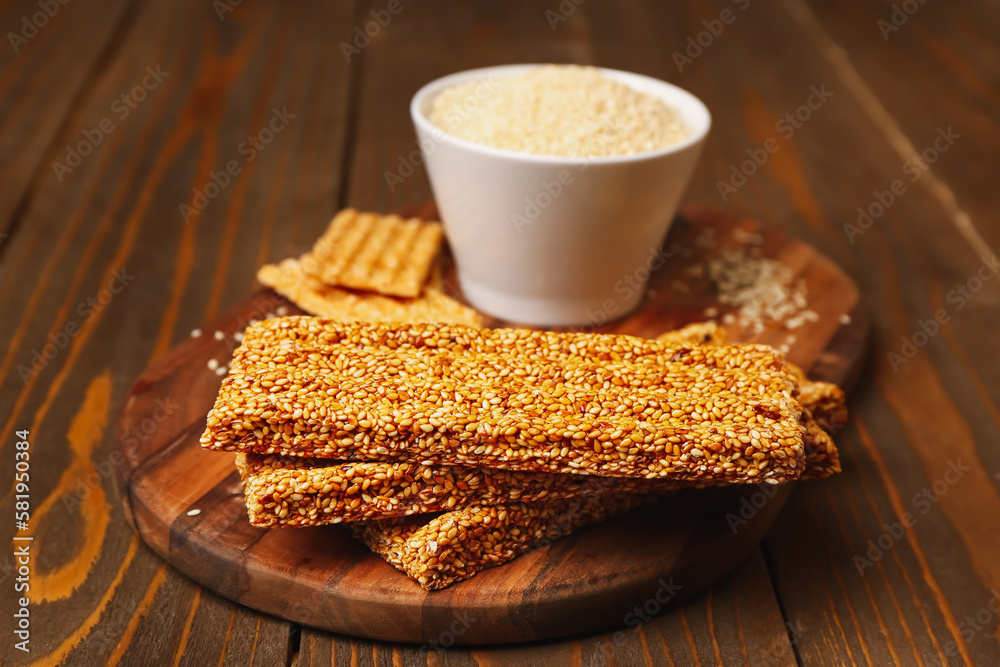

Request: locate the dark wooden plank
(297, 551), (796, 667)
(0, 0), (133, 240)
(0, 0), (358, 664)
(56, 557), (294, 667)
(583, 0), (1000, 664)
(797, 0), (1000, 256)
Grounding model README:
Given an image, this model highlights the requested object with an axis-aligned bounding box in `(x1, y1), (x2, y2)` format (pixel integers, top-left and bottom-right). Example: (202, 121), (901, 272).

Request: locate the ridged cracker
(257, 258), (481, 327)
(305, 208), (444, 298)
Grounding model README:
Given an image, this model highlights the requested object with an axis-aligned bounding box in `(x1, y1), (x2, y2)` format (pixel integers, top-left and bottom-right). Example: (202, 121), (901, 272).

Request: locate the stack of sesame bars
(197, 210), (846, 590)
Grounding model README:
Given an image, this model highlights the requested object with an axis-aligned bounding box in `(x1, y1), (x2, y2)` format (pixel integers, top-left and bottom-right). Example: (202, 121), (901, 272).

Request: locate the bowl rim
(410, 63), (712, 166)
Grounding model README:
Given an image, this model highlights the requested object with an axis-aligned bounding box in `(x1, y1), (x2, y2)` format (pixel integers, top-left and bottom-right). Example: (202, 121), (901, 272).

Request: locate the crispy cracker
(257, 258), (481, 327)
(307, 208), (444, 298)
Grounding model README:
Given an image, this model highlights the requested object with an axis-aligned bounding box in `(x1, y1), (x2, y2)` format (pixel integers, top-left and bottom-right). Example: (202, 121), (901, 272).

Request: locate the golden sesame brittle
(202, 318), (806, 484)
(237, 406), (838, 528)
(656, 321), (728, 346)
(237, 453), (661, 526)
(350, 493), (657, 590)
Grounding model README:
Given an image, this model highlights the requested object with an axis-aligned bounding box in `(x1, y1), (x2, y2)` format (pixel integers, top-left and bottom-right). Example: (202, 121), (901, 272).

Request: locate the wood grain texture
(3, 0), (999, 663)
(0, 0), (357, 664)
(296, 551), (798, 667)
(0, 0), (133, 240)
(583, 0), (1000, 664)
(113, 208), (866, 645)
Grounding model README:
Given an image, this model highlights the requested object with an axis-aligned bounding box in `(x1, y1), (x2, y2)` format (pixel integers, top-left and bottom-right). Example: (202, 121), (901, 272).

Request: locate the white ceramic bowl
(411, 64), (711, 326)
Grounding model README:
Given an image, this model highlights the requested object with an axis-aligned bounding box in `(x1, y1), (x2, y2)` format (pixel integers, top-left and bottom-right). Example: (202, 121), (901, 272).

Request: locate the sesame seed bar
(656, 321), (728, 345)
(351, 492), (658, 590)
(233, 320), (837, 526)
(657, 321), (847, 438)
(800, 408), (840, 480)
(237, 406), (838, 527)
(793, 369), (848, 435)
(236, 453), (665, 527)
(202, 319), (807, 484)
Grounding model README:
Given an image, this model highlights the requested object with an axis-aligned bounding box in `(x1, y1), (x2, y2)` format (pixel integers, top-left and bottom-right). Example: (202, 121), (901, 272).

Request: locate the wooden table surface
(2, 1), (998, 665)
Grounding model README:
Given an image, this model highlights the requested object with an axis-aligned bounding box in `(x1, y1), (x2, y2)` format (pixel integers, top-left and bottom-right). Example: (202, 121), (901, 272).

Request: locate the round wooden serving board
(113, 207), (868, 645)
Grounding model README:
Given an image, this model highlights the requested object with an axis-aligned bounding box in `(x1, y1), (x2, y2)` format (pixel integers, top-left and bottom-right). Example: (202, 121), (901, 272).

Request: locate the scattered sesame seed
(778, 344), (790, 354)
(234, 332), (244, 342)
(215, 366), (227, 376)
(722, 313), (736, 325)
(707, 239), (813, 336)
(694, 228), (716, 249)
(731, 228), (763, 245)
(276, 306), (288, 316)
(839, 313), (852, 325)
(703, 307), (718, 318)
(684, 264), (705, 278)
(190, 329), (202, 338)
(214, 330), (225, 340)
(186, 509), (202, 517)
(207, 359), (219, 371)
